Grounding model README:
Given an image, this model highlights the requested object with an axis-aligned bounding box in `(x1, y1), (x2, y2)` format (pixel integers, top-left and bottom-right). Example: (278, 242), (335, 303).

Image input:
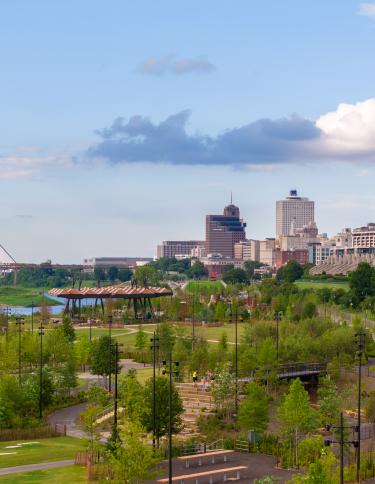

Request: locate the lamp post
(31, 301), (34, 333)
(38, 324), (45, 419)
(110, 341), (123, 442)
(325, 412), (359, 484)
(356, 331), (366, 483)
(108, 315), (113, 392)
(162, 354), (179, 484)
(229, 303), (242, 415)
(274, 311), (283, 361)
(15, 317), (24, 385)
(150, 332), (160, 451)
(192, 294), (195, 351)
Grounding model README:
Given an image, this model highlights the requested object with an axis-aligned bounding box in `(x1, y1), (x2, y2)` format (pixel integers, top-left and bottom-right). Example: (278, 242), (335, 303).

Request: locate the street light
(38, 324), (45, 419)
(274, 311), (283, 361)
(150, 332), (160, 451)
(108, 314), (113, 392)
(355, 331), (366, 483)
(110, 341), (123, 443)
(162, 354), (179, 484)
(31, 301), (34, 333)
(324, 412), (359, 484)
(15, 317), (24, 385)
(229, 303), (243, 415)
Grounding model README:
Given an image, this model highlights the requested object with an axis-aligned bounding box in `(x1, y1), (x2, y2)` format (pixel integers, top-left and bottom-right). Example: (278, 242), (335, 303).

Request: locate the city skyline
(2, 1), (375, 262)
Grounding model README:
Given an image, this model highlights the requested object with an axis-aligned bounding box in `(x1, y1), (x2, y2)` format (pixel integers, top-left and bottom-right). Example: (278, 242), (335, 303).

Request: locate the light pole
(15, 317), (24, 385)
(150, 332), (160, 451)
(356, 331), (366, 483)
(325, 412), (359, 484)
(39, 324), (45, 419)
(31, 301), (34, 333)
(108, 314), (113, 392)
(275, 311), (283, 361)
(110, 341), (123, 442)
(162, 354), (179, 484)
(229, 303), (241, 415)
(192, 295), (195, 351)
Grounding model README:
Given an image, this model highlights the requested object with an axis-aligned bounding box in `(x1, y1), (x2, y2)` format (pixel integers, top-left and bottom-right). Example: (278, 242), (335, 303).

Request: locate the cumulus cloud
(138, 55), (215, 76)
(88, 98), (375, 167)
(359, 2), (375, 17)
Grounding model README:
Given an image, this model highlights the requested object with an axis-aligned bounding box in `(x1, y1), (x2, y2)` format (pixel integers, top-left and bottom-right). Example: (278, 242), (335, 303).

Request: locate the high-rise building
(206, 201), (246, 258)
(276, 190), (315, 238)
(156, 240), (205, 259)
(234, 239), (260, 261)
(259, 238), (276, 266)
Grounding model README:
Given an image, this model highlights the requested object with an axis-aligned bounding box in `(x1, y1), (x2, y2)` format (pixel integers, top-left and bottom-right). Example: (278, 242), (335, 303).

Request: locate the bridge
(243, 362), (327, 383)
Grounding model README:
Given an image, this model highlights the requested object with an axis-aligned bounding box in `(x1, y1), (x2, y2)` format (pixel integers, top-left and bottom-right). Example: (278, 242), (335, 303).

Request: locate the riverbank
(0, 286), (61, 307)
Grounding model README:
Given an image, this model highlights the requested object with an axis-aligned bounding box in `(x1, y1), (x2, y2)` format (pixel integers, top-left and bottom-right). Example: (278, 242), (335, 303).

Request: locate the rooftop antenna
(230, 191), (233, 204)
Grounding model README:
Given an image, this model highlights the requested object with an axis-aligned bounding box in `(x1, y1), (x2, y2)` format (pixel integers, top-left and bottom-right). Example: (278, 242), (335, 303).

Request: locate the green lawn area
(0, 465), (86, 483)
(295, 280), (349, 291)
(0, 437), (86, 469)
(185, 280), (224, 295)
(0, 286), (60, 307)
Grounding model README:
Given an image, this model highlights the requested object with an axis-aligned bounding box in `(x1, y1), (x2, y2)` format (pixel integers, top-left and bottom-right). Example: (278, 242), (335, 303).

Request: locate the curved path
(47, 402), (87, 438)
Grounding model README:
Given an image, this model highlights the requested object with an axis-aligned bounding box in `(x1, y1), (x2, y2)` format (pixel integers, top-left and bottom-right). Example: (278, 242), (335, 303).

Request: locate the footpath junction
(48, 285), (173, 319)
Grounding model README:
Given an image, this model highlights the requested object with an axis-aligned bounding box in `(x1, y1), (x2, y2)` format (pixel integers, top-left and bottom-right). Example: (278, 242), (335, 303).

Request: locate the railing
(234, 439), (249, 453)
(182, 438), (224, 456)
(94, 403), (114, 421)
(276, 362), (327, 376)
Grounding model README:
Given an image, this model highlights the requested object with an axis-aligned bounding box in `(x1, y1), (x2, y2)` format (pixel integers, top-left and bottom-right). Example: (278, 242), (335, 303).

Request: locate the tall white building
(276, 190), (315, 238)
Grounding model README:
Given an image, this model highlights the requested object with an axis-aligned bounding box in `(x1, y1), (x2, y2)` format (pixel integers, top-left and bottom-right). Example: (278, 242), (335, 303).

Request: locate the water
(1, 292), (96, 317)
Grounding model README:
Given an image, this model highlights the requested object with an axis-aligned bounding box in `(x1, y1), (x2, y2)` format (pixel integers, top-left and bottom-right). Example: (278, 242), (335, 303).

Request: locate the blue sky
(1, 0), (375, 262)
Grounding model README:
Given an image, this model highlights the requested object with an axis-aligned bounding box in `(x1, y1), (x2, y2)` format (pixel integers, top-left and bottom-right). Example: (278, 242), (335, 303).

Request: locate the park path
(47, 402), (87, 438)
(0, 459), (75, 476)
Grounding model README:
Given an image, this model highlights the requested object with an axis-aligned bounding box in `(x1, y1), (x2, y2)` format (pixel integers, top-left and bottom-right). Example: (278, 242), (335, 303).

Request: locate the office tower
(206, 201), (246, 258)
(156, 240), (205, 259)
(276, 189), (315, 238)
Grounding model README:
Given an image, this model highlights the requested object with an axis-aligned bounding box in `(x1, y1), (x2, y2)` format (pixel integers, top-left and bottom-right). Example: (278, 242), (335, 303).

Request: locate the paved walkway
(0, 459), (74, 476)
(47, 402), (87, 438)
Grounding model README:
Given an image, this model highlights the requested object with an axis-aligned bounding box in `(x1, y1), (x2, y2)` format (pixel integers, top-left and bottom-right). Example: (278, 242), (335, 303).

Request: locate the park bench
(178, 450), (235, 469)
(157, 465), (247, 483)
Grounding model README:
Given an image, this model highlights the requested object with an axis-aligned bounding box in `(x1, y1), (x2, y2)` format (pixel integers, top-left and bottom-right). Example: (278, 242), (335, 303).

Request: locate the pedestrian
(192, 370), (198, 387)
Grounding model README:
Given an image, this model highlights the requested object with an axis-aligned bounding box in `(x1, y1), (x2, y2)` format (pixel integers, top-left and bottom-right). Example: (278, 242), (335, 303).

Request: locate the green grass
(0, 465), (86, 483)
(185, 280), (224, 295)
(0, 286), (60, 307)
(0, 437), (86, 469)
(295, 280), (349, 291)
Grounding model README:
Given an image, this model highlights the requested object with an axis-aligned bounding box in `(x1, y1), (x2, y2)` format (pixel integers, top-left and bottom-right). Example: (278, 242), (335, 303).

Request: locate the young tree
(187, 261), (208, 279)
(276, 260), (304, 283)
(222, 268), (248, 284)
(90, 336), (119, 387)
(140, 376), (183, 447)
(62, 316), (76, 342)
(118, 267), (132, 282)
(119, 369), (144, 421)
(109, 419), (158, 483)
(238, 382), (269, 433)
(133, 265), (159, 287)
(135, 325), (148, 354)
(94, 267), (106, 285)
(211, 363), (237, 421)
(278, 378), (318, 467)
(80, 405), (101, 453)
(317, 376), (341, 426)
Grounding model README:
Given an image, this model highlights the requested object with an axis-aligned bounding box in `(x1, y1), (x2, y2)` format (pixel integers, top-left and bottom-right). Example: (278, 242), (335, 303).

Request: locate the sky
(2, 0), (375, 262)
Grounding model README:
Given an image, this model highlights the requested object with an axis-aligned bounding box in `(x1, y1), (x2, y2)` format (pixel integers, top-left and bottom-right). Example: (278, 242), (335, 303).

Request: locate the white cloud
(0, 149), (71, 179)
(359, 3), (375, 17)
(316, 98), (375, 159)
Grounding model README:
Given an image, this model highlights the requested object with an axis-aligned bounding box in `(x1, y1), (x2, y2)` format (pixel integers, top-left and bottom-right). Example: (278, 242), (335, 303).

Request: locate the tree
(80, 405), (101, 453)
(141, 376), (183, 446)
(222, 268), (248, 284)
(94, 267), (106, 285)
(107, 266), (119, 283)
(157, 321), (176, 360)
(238, 382), (269, 433)
(133, 265), (159, 287)
(243, 260), (263, 280)
(211, 363), (236, 420)
(187, 261), (208, 279)
(301, 302), (317, 320)
(278, 378), (318, 467)
(135, 325), (148, 353)
(109, 419), (158, 483)
(119, 369), (144, 421)
(62, 316), (76, 342)
(317, 376), (341, 426)
(118, 267), (132, 282)
(90, 335), (119, 386)
(349, 262), (375, 305)
(276, 260), (304, 283)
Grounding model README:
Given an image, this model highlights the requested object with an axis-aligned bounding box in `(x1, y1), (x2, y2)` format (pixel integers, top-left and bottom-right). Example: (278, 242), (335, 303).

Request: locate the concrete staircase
(175, 382), (215, 436)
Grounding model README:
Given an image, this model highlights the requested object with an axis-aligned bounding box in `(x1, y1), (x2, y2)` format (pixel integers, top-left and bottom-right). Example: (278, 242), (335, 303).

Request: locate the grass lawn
(185, 280), (224, 295)
(295, 280), (349, 291)
(0, 465), (86, 483)
(0, 437), (86, 469)
(0, 286), (60, 307)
